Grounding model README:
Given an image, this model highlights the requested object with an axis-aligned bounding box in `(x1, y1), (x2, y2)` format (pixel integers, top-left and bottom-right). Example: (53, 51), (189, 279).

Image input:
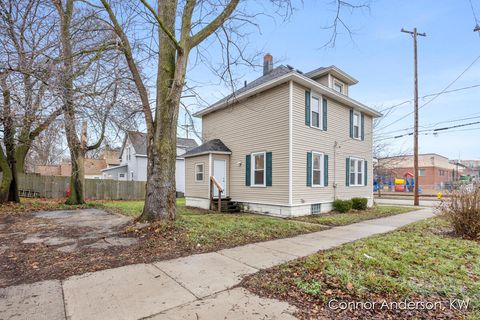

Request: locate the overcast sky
(178, 0), (480, 160)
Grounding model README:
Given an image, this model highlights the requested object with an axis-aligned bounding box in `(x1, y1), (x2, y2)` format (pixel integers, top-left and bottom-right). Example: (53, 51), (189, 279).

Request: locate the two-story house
(101, 131), (198, 193)
(183, 54), (382, 216)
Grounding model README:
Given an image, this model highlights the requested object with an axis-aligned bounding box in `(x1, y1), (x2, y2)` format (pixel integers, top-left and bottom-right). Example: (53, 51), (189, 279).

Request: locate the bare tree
(0, 0), (62, 203)
(52, 0), (127, 204)
(98, 0), (297, 221)
(26, 121), (67, 169)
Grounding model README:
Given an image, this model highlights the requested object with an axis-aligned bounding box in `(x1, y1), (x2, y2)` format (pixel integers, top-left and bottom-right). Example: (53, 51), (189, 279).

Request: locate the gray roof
(127, 131), (147, 155)
(177, 137), (199, 149)
(182, 139), (231, 157)
(124, 131), (198, 156)
(212, 65), (294, 106)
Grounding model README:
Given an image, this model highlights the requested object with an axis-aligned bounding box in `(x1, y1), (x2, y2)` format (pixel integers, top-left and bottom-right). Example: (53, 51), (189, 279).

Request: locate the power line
(375, 53), (480, 133)
(377, 83), (480, 113)
(376, 120), (480, 142)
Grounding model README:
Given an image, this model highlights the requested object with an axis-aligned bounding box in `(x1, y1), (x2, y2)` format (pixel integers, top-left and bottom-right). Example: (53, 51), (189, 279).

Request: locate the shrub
(333, 199), (352, 213)
(351, 197), (368, 210)
(439, 187), (480, 240)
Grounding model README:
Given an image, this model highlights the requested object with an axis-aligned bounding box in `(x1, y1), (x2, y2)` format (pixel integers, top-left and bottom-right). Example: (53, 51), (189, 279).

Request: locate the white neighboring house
(101, 131), (198, 193)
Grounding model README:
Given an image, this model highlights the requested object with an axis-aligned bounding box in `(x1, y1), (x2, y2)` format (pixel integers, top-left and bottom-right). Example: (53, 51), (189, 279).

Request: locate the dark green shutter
(266, 152), (272, 186)
(306, 152), (312, 187)
(364, 160), (368, 186)
(346, 157), (350, 186)
(322, 98), (328, 131)
(305, 91), (311, 126)
(349, 109), (354, 138)
(324, 154), (329, 186)
(245, 155), (251, 186)
(361, 113), (365, 141)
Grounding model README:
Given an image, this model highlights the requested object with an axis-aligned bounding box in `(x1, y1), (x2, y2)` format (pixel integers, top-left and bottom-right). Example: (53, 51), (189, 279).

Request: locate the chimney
(263, 53), (273, 75)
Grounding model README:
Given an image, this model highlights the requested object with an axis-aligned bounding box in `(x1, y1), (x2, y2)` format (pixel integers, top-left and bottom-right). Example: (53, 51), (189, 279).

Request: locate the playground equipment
(394, 178), (405, 192)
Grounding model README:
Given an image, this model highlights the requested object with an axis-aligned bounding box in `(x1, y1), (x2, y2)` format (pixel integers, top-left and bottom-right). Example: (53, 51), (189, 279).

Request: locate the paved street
(0, 208), (435, 320)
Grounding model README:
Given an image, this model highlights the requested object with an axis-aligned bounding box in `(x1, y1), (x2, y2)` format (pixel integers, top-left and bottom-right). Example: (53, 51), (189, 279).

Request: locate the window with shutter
(251, 152), (266, 187)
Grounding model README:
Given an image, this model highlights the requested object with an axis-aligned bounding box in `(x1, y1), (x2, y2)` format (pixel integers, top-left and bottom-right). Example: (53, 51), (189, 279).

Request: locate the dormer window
(333, 79), (344, 94)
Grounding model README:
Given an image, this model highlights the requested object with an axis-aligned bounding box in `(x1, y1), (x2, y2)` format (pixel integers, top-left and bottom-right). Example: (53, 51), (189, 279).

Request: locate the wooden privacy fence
(11, 173), (146, 200)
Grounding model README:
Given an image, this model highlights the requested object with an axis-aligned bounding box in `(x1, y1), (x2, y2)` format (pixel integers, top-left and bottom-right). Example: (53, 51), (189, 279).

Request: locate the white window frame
(311, 151), (324, 187)
(352, 111), (361, 140)
(333, 79), (344, 94)
(126, 147), (131, 161)
(310, 93), (323, 130)
(251, 152), (266, 187)
(195, 163), (205, 182)
(349, 157), (365, 187)
(419, 168), (426, 177)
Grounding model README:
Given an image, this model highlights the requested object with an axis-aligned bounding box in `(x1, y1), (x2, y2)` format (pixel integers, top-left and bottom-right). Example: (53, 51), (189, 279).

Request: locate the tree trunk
(140, 127), (177, 221)
(139, 0), (180, 222)
(0, 72), (19, 203)
(15, 144), (29, 173)
(66, 147), (85, 204)
(55, 0), (86, 205)
(0, 149), (13, 203)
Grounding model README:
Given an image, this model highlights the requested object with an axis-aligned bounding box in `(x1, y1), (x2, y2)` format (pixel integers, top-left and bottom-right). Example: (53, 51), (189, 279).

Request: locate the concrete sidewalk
(0, 208), (435, 320)
(375, 197), (440, 207)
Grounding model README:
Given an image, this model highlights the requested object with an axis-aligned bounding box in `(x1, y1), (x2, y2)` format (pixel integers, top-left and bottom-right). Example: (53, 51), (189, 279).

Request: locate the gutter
(194, 72), (382, 118)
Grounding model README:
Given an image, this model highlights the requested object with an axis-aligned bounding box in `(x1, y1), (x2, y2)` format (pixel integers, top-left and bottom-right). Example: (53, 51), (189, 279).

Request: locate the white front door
(213, 160), (226, 197)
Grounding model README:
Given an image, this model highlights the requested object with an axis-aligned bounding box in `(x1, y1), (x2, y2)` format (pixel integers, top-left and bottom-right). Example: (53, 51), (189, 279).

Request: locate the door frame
(213, 159), (227, 197)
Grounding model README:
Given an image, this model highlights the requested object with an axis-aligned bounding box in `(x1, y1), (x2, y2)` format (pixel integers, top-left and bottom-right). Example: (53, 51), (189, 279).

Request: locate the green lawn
(243, 218), (480, 319)
(95, 198), (326, 250)
(294, 205), (419, 226)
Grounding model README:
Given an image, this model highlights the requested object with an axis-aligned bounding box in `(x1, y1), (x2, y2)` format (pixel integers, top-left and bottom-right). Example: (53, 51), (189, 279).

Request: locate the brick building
(33, 148), (120, 179)
(377, 153), (457, 191)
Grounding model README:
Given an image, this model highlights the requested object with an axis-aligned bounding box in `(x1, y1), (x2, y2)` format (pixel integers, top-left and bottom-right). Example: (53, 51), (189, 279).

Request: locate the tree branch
(139, 0), (184, 53)
(188, 0), (240, 48)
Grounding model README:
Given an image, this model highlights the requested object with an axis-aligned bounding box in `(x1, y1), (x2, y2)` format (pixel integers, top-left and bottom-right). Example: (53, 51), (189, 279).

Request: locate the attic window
(333, 80), (344, 94)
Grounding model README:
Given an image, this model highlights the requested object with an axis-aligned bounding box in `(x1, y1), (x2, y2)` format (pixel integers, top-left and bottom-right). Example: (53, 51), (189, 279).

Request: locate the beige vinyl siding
(211, 154), (230, 197)
(185, 154), (210, 199)
(291, 82), (373, 204)
(313, 75), (329, 87)
(202, 84), (290, 205)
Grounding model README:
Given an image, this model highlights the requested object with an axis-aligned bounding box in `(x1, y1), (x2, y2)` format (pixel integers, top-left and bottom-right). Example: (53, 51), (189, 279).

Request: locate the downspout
(333, 140), (339, 200)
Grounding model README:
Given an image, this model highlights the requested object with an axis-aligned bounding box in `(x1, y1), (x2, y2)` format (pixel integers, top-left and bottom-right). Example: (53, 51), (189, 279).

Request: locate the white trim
(333, 79), (345, 94)
(183, 151), (232, 158)
(308, 65), (359, 85)
(309, 92), (324, 130)
(349, 156), (365, 187)
(352, 110), (361, 140)
(311, 151), (325, 187)
(288, 80), (293, 205)
(194, 162), (205, 182)
(101, 164), (128, 172)
(251, 151), (266, 187)
(208, 153), (212, 197)
(194, 73), (382, 118)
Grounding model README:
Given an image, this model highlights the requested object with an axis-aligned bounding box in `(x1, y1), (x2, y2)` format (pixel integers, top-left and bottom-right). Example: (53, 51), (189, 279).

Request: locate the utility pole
(401, 27), (426, 206)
